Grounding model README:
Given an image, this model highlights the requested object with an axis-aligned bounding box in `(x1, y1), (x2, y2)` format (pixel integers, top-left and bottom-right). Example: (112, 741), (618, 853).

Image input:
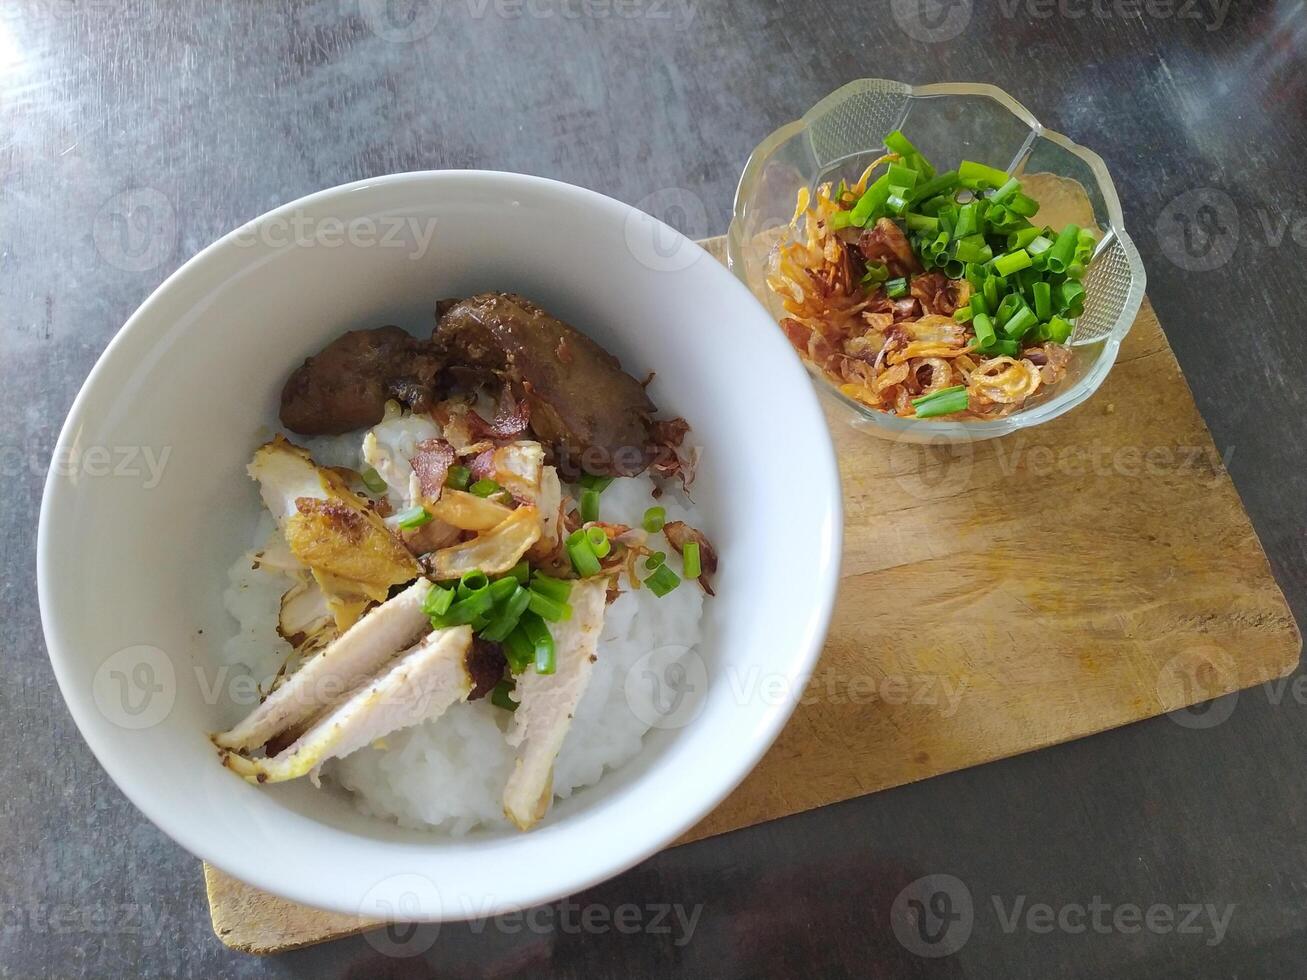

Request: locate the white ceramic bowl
(37, 171), (841, 920)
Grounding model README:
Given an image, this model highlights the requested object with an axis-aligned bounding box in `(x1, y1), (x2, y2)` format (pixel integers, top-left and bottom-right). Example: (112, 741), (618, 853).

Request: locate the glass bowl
(727, 79), (1146, 444)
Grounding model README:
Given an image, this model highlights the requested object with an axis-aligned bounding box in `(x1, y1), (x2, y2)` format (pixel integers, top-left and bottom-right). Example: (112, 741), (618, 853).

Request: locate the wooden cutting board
(204, 222), (1301, 955)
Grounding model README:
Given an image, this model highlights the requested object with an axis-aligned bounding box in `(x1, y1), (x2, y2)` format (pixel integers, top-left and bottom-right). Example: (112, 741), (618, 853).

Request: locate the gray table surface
(4, 1), (1306, 977)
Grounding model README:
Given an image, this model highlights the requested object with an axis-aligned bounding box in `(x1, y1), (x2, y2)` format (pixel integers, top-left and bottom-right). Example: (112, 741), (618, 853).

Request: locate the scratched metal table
(4, 1), (1306, 977)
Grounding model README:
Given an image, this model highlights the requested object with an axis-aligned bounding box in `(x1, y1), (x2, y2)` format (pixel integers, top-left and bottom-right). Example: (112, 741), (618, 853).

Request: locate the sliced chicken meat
(219, 625), (474, 785)
(215, 579), (434, 753)
(502, 578), (607, 830)
(249, 436), (420, 629)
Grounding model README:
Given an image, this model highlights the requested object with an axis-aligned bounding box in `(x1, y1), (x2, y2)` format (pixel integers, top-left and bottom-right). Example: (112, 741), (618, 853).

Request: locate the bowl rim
(36, 169), (844, 918)
(726, 78), (1147, 440)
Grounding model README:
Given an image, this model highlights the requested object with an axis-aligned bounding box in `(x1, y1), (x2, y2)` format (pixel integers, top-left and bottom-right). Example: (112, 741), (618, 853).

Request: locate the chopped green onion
(506, 559), (530, 584)
(1057, 280), (1086, 311)
(862, 262), (890, 287)
(849, 174), (891, 227)
(504, 626), (534, 673)
(469, 478), (502, 498)
(490, 680), (518, 712)
(457, 570), (490, 596)
(396, 506), (431, 529)
(953, 237), (992, 264)
(953, 307), (974, 323)
(829, 210), (854, 231)
(1007, 226), (1042, 250)
(440, 588), (495, 627)
(579, 473), (614, 493)
(1008, 192), (1040, 217)
(1046, 315), (1074, 343)
(886, 189), (911, 215)
(995, 292), (1024, 327)
(1033, 281), (1052, 321)
(585, 525), (611, 558)
(682, 542), (702, 580)
(1046, 224), (1080, 274)
(887, 163), (919, 187)
(566, 528), (602, 577)
(884, 130), (934, 178)
(488, 576), (519, 604)
(360, 467), (388, 494)
(579, 488), (600, 524)
(445, 465), (471, 491)
(645, 550), (666, 570)
(951, 202), (979, 239)
(992, 249), (1033, 277)
(911, 385), (969, 419)
(529, 574), (573, 604)
(904, 212), (938, 233)
(971, 312), (996, 349)
(1002, 306), (1039, 340)
(1027, 232), (1054, 254)
(645, 563), (681, 598)
(991, 176), (1021, 203)
(527, 589), (571, 622)
(958, 159), (1010, 189)
(990, 338), (1021, 357)
(520, 613), (556, 674)
(421, 584), (455, 618)
(480, 585), (532, 641)
(908, 169), (959, 204)
(886, 277), (909, 299)
(642, 506), (666, 533)
(982, 275), (1000, 308)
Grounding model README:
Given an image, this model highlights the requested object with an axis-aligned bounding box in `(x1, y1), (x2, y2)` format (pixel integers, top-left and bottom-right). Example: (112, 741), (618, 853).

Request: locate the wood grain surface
(204, 230), (1299, 954)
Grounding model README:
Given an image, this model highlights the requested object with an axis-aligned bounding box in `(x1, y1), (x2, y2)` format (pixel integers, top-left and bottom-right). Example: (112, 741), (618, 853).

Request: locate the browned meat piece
(435, 293), (656, 474)
(465, 638), (507, 701)
(280, 326), (442, 436)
